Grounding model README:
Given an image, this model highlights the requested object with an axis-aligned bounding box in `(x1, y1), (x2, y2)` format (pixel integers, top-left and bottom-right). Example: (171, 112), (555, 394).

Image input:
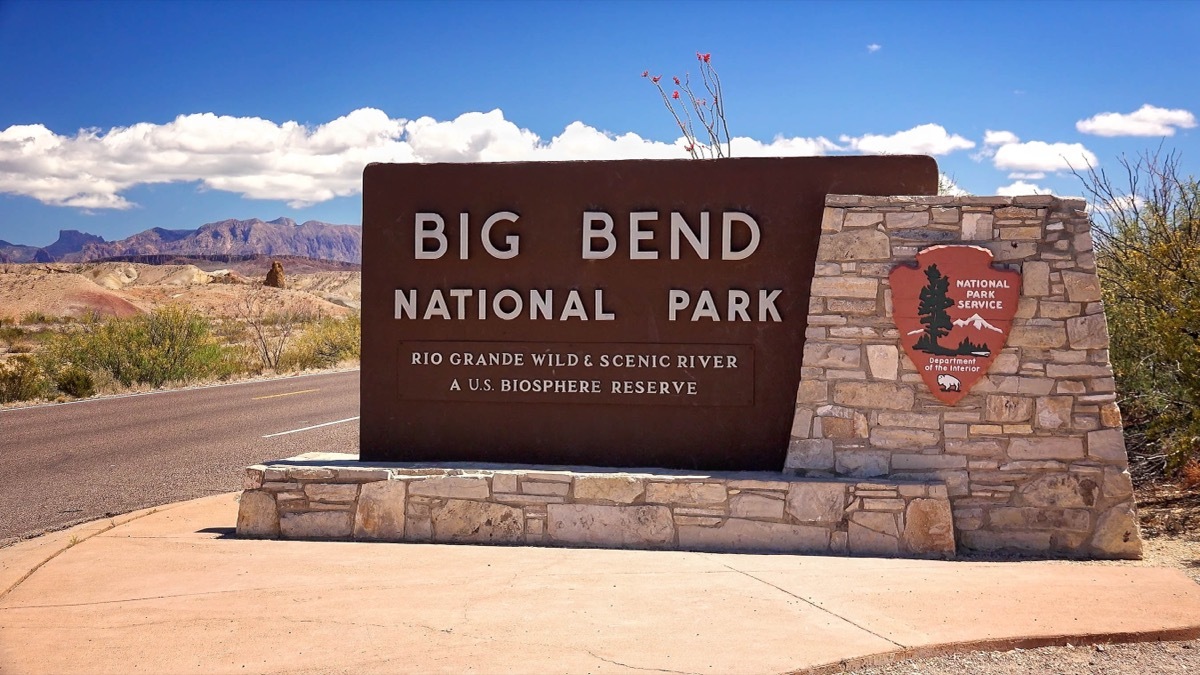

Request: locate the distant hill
(90, 253), (361, 275)
(43, 230), (105, 260)
(0, 217), (362, 264)
(0, 239), (42, 263)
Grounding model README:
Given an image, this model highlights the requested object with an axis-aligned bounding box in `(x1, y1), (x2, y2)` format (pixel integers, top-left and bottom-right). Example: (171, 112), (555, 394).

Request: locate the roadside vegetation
(1079, 149), (1200, 488)
(0, 288), (360, 405)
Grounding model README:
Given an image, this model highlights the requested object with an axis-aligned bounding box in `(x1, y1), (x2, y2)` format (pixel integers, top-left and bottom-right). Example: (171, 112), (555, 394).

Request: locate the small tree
(238, 283), (307, 371)
(915, 264), (955, 353)
(1076, 148), (1200, 481)
(643, 52), (730, 159)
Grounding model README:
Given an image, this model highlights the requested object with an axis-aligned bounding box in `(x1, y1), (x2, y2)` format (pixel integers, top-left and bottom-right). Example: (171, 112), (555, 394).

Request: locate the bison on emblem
(936, 373), (961, 392)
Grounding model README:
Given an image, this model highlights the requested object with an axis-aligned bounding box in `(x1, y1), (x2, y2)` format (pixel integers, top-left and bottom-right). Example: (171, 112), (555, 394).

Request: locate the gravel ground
(841, 487), (1200, 675)
(844, 637), (1199, 675)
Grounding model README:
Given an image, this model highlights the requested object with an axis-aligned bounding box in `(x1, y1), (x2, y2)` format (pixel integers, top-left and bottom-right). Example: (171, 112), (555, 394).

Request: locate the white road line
(262, 416), (360, 438)
(251, 388), (320, 400)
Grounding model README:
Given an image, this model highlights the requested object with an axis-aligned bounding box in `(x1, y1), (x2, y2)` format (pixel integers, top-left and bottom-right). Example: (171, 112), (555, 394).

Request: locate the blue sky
(1, 0), (1197, 247)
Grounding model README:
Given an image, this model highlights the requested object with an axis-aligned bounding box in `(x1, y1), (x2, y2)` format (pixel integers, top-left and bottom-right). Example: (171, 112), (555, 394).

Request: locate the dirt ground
(0, 262), (359, 322)
(845, 481), (1200, 674)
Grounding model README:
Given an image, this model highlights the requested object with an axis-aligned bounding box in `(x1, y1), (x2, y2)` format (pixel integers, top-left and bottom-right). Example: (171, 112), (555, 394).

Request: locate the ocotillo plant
(643, 52), (731, 159)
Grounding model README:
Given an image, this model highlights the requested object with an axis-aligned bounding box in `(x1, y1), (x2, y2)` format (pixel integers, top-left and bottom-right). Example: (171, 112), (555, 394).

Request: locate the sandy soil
(0, 262), (360, 321)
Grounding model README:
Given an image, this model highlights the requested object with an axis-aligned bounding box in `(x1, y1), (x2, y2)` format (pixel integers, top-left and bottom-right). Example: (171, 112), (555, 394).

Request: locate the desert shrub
(1081, 149), (1200, 481)
(211, 343), (264, 380)
(278, 313), (360, 371)
(0, 325), (31, 352)
(213, 318), (250, 343)
(1182, 459), (1200, 490)
(20, 311), (49, 325)
(0, 356), (50, 403)
(55, 365), (95, 398)
(42, 305), (247, 388)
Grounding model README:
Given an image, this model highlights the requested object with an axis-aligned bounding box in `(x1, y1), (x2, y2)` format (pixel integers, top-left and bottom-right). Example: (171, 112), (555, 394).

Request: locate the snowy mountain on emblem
(952, 313), (1003, 333)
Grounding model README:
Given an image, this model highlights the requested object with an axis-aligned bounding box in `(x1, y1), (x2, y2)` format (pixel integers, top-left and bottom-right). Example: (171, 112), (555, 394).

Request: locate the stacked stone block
(238, 454), (955, 558)
(788, 195), (1141, 558)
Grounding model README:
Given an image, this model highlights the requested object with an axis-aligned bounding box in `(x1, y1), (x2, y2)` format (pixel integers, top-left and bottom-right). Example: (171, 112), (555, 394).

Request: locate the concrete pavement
(1, 493), (1199, 674)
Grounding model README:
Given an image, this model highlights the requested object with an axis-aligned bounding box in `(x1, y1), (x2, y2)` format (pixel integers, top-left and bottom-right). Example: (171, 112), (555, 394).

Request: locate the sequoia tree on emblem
(889, 245), (1021, 404)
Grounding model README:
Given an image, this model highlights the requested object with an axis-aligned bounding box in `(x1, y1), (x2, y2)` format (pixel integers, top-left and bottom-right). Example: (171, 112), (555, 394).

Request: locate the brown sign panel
(362, 157), (937, 470)
(890, 245), (1021, 404)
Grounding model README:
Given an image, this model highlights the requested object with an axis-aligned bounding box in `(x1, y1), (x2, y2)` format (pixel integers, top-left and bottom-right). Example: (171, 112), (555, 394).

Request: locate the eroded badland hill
(0, 259), (361, 321)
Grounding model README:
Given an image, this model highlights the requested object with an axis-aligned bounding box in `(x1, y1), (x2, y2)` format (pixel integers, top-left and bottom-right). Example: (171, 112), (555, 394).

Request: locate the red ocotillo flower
(641, 70), (649, 78)
(673, 76), (680, 85)
(672, 90), (680, 99)
(652, 75), (661, 83)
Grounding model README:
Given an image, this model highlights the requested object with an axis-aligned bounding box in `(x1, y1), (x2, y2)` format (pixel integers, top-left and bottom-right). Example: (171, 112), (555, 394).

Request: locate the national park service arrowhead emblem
(889, 245), (1021, 404)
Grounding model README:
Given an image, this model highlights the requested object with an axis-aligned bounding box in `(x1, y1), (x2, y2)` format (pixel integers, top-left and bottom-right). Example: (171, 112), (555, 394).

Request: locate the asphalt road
(0, 369), (359, 545)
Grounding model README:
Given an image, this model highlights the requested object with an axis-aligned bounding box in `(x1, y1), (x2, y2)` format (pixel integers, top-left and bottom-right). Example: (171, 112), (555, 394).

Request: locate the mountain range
(0, 217), (362, 264)
(951, 313), (1003, 333)
(906, 313), (1004, 336)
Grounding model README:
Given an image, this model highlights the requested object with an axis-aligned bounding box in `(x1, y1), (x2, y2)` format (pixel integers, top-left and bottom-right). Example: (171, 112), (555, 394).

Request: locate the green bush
(20, 311), (50, 325)
(279, 313), (360, 371)
(55, 366), (96, 398)
(42, 306), (250, 388)
(210, 343), (264, 380)
(1, 325), (33, 354)
(1082, 149), (1200, 481)
(0, 325), (24, 344)
(0, 356), (50, 403)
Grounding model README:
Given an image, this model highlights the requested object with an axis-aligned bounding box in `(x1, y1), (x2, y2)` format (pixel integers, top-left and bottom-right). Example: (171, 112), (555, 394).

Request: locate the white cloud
(972, 129), (1021, 162)
(0, 108), (412, 210)
(1089, 193), (1147, 218)
(0, 110), (972, 211)
(839, 124), (974, 155)
(1076, 104), (1197, 137)
(730, 135), (841, 156)
(536, 121), (682, 160)
(938, 174), (969, 196)
(1007, 171), (1045, 180)
(992, 141), (1098, 172)
(983, 130), (1019, 146)
(0, 109), (689, 210)
(867, 43), (881, 53)
(997, 180), (1054, 197)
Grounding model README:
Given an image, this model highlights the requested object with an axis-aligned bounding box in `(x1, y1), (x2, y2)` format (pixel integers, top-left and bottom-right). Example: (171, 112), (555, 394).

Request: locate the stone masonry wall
(238, 453), (956, 558)
(787, 195), (1142, 559)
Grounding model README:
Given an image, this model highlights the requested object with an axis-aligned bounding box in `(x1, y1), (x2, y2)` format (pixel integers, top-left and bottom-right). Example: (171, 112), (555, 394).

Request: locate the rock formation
(264, 260), (286, 288)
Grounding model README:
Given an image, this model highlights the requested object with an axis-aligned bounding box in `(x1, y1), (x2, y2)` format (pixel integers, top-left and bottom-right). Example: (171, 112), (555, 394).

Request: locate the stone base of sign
(789, 194), (1142, 560)
(236, 453), (955, 558)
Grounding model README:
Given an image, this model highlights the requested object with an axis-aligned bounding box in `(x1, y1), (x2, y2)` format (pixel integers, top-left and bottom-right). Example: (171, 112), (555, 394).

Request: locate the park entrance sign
(362, 157), (937, 470)
(243, 180), (1143, 560)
